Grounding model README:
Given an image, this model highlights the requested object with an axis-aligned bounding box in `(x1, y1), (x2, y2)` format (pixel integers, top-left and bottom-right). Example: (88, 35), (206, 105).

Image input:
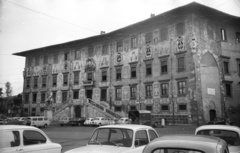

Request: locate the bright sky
(0, 0), (240, 95)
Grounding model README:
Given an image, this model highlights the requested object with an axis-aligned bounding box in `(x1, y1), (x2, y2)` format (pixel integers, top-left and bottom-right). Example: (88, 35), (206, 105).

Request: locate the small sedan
(117, 118), (131, 124)
(84, 118), (94, 126)
(143, 134), (229, 153)
(0, 125), (62, 153)
(65, 124), (159, 153)
(196, 125), (240, 153)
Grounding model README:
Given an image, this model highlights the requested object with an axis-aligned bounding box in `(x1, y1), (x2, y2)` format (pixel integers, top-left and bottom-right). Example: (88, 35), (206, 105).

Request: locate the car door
(0, 130), (21, 153)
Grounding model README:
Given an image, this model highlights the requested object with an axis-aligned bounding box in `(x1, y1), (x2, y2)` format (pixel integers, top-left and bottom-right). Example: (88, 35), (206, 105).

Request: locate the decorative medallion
(176, 36), (185, 52)
(116, 52), (122, 63)
(146, 43), (152, 58)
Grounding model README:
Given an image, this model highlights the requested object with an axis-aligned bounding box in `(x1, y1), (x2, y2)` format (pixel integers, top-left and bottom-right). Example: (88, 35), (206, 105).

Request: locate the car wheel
(44, 124), (47, 128)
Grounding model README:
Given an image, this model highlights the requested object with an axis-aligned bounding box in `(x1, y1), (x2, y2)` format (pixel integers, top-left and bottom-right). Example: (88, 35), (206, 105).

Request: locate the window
(32, 93), (37, 103)
(146, 63), (152, 76)
(64, 52), (69, 61)
(63, 73), (68, 86)
(102, 70), (107, 82)
(177, 55), (185, 72)
(62, 91), (68, 102)
(74, 72), (79, 85)
(131, 37), (137, 49)
(115, 87), (122, 100)
(52, 74), (57, 87)
(145, 84), (153, 98)
(176, 22), (184, 36)
(101, 88), (107, 101)
(35, 56), (39, 66)
(116, 67), (122, 80)
(42, 76), (47, 88)
(23, 130), (46, 145)
(33, 77), (38, 88)
(161, 60), (168, 74)
(41, 92), (45, 103)
(75, 50), (81, 60)
(130, 106), (136, 111)
(149, 130), (158, 141)
(31, 108), (36, 116)
(131, 65), (137, 78)
(87, 72), (93, 81)
(237, 59), (240, 76)
(236, 32), (240, 43)
(25, 94), (29, 103)
(73, 90), (79, 99)
(145, 32), (153, 44)
(225, 82), (232, 97)
(130, 85), (137, 99)
(117, 41), (123, 52)
(177, 80), (186, 96)
(88, 47), (94, 57)
(146, 106), (152, 111)
(160, 27), (168, 41)
(52, 91), (56, 103)
(0, 131), (20, 148)
(102, 44), (109, 55)
(161, 105), (169, 111)
(53, 53), (58, 64)
(179, 104), (187, 111)
(160, 83), (169, 97)
(135, 130), (149, 147)
(43, 55), (48, 65)
(115, 106), (122, 112)
(223, 61), (229, 74)
(26, 77), (30, 88)
(220, 29), (227, 41)
(40, 108), (44, 113)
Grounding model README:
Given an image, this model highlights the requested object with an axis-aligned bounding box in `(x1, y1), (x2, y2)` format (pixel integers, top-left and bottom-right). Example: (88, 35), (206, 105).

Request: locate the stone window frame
(224, 81), (232, 97)
(63, 73), (69, 86)
(144, 58), (153, 77)
(145, 32), (153, 44)
(33, 76), (38, 89)
(62, 90), (68, 102)
(100, 87), (107, 101)
(131, 36), (138, 49)
(88, 46), (94, 58)
(146, 105), (152, 111)
(26, 77), (31, 89)
(145, 82), (153, 99)
(117, 40), (123, 52)
(161, 104), (169, 112)
(175, 51), (186, 73)
(130, 106), (136, 111)
(115, 65), (123, 81)
(25, 94), (29, 104)
(178, 103), (187, 111)
(115, 86), (122, 100)
(73, 71), (80, 85)
(221, 55), (230, 75)
(75, 50), (81, 60)
(73, 90), (79, 99)
(101, 68), (108, 82)
(237, 58), (240, 76)
(176, 77), (188, 97)
(41, 92), (46, 103)
(159, 55), (169, 75)
(52, 91), (57, 103)
(220, 28), (227, 41)
(102, 44), (109, 55)
(64, 52), (69, 61)
(130, 84), (137, 100)
(160, 27), (168, 42)
(52, 74), (57, 87)
(32, 92), (37, 104)
(129, 62), (138, 79)
(159, 80), (170, 98)
(115, 106), (122, 112)
(176, 22), (185, 37)
(42, 75), (47, 88)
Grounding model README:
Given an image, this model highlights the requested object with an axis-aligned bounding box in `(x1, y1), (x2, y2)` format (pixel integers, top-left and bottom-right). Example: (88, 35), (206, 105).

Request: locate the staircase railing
(53, 99), (72, 116)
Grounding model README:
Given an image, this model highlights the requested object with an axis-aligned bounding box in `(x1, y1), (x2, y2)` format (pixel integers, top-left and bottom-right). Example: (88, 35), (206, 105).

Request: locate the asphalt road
(42, 125), (197, 153)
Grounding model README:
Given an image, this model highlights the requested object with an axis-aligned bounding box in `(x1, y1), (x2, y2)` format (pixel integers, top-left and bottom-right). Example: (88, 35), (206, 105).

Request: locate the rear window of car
(152, 148), (203, 153)
(197, 130), (240, 146)
(23, 130), (47, 145)
(0, 131), (20, 148)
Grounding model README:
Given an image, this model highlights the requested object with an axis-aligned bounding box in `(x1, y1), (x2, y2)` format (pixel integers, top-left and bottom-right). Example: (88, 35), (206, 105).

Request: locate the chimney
(150, 13), (155, 18)
(100, 31), (105, 35)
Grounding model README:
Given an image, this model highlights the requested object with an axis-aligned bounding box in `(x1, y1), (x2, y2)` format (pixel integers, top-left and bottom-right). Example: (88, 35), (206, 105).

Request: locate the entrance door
(75, 106), (81, 118)
(86, 89), (93, 99)
(209, 109), (216, 121)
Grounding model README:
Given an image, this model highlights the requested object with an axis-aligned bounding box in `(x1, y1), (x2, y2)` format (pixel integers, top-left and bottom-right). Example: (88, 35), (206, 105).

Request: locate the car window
(38, 118), (43, 121)
(33, 118), (37, 121)
(23, 130), (47, 145)
(0, 131), (20, 148)
(152, 148), (203, 153)
(197, 130), (240, 146)
(44, 117), (48, 120)
(149, 130), (158, 141)
(135, 130), (149, 147)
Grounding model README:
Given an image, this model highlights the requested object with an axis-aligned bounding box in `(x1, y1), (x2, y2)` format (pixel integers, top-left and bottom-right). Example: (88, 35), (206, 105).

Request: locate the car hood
(229, 146), (240, 153)
(65, 145), (133, 153)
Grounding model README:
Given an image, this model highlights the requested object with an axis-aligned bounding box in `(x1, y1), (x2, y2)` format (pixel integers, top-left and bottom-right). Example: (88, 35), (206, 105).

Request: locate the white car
(65, 124), (159, 153)
(84, 118), (94, 126)
(195, 124), (240, 153)
(117, 118), (131, 124)
(59, 117), (71, 126)
(0, 125), (62, 153)
(143, 134), (229, 153)
(92, 117), (109, 126)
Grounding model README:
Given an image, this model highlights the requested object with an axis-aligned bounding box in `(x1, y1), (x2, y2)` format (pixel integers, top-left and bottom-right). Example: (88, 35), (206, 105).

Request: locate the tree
(5, 82), (12, 97)
(0, 88), (3, 97)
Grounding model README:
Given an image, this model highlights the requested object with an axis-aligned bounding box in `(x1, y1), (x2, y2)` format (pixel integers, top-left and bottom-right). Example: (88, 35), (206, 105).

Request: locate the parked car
(18, 117), (28, 125)
(59, 117), (71, 126)
(64, 124), (159, 153)
(26, 116), (50, 128)
(84, 118), (94, 126)
(195, 124), (240, 153)
(207, 117), (234, 125)
(0, 125), (62, 153)
(142, 134), (229, 153)
(117, 118), (131, 124)
(92, 117), (109, 126)
(68, 117), (86, 126)
(1, 118), (24, 125)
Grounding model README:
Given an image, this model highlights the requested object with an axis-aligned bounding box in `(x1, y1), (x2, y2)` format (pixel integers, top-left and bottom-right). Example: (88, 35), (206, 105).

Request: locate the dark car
(1, 118), (25, 125)
(207, 117), (233, 125)
(69, 117), (86, 126)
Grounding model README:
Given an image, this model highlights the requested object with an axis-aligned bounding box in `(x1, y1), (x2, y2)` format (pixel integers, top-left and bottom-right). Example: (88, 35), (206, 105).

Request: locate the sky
(0, 0), (240, 96)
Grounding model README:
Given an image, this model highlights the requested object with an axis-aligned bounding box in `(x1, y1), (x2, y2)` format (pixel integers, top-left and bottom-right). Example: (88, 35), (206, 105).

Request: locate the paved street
(42, 125), (198, 152)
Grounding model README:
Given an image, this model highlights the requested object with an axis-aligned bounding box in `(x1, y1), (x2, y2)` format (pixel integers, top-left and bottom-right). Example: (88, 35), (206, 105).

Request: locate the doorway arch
(75, 106), (81, 118)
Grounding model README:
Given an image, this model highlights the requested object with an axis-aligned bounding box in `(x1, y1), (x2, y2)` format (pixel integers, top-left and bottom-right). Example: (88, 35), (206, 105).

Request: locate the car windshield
(88, 128), (133, 147)
(152, 148), (203, 153)
(197, 130), (240, 146)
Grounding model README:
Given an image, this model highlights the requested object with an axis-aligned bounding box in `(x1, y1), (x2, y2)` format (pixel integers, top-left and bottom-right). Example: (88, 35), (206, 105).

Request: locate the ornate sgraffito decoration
(153, 82), (160, 98)
(26, 67), (32, 76)
(93, 88), (100, 101)
(145, 99), (153, 105)
(190, 38), (198, 53)
(52, 65), (58, 74)
(85, 58), (96, 72)
(116, 52), (122, 64)
(41, 65), (48, 75)
(33, 67), (40, 76)
(176, 36), (185, 52)
(129, 49), (138, 63)
(122, 86), (129, 100)
(114, 100), (122, 106)
(145, 43), (152, 58)
(73, 61), (83, 71)
(100, 56), (109, 67)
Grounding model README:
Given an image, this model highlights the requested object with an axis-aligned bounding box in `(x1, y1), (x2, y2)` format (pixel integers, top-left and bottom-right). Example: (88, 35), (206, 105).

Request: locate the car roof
(0, 125), (40, 131)
(144, 134), (226, 153)
(98, 124), (154, 130)
(195, 125), (240, 133)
